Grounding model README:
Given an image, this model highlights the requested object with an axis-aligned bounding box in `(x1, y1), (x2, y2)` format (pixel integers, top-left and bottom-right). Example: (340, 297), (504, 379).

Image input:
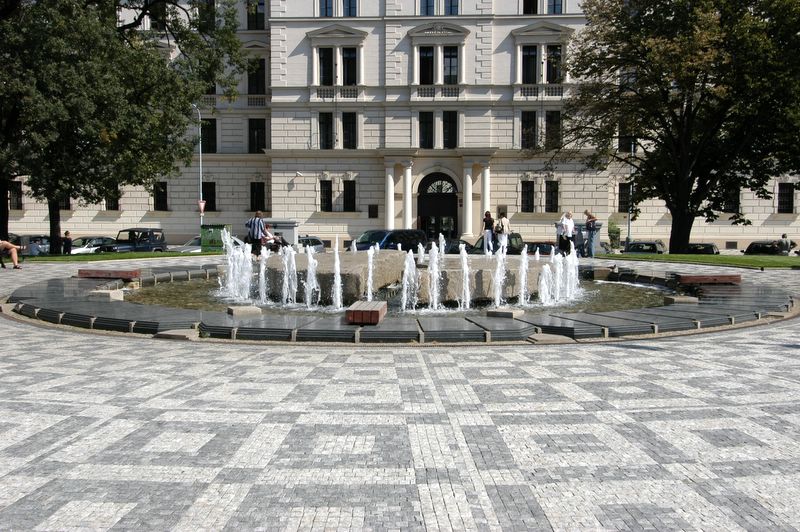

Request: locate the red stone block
(78, 269), (141, 280)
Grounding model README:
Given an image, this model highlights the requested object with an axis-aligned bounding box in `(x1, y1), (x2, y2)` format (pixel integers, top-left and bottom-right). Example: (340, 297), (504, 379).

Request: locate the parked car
(469, 232), (526, 255)
(70, 236), (117, 255)
(525, 241), (557, 255)
(354, 229), (427, 252)
(169, 235), (245, 253)
(685, 242), (720, 255)
(622, 240), (667, 254)
(742, 240), (797, 255)
(425, 238), (473, 254)
(298, 235), (326, 253)
(98, 228), (166, 253)
(16, 234), (51, 255)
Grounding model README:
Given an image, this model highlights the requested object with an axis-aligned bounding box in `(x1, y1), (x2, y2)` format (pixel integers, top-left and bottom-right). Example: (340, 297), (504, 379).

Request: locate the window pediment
(408, 22), (469, 45)
(242, 40), (269, 51)
(307, 24), (368, 47)
(512, 21), (573, 44)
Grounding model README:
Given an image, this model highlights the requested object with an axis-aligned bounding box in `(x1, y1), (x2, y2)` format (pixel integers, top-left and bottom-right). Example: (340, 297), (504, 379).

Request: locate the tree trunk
(668, 208), (695, 254)
(0, 178), (8, 240)
(47, 200), (62, 255)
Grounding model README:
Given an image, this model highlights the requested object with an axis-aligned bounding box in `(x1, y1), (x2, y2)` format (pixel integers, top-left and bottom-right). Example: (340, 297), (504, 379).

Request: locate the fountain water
(258, 247), (270, 305)
(427, 243), (442, 310)
(219, 230), (253, 302)
(281, 246), (298, 305)
(534, 248), (540, 261)
(401, 250), (419, 311)
(350, 240), (357, 254)
(365, 245), (375, 301)
(492, 249), (507, 307)
(517, 245), (529, 306)
(458, 243), (471, 310)
(417, 243), (426, 264)
(332, 236), (343, 310)
(538, 264), (554, 305)
(303, 246), (320, 308)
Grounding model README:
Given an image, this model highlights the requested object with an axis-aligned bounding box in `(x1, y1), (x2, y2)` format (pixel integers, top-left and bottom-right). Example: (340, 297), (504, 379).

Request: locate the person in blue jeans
(583, 209), (598, 257)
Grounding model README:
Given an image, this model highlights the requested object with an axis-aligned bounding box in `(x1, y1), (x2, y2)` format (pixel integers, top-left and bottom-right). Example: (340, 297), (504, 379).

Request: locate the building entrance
(417, 173), (458, 240)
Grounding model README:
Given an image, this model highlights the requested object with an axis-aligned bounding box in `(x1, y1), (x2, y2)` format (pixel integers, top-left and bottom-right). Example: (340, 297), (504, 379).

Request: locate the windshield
(72, 238), (89, 246)
(115, 231), (134, 243)
(356, 231), (388, 245)
(183, 237), (201, 246)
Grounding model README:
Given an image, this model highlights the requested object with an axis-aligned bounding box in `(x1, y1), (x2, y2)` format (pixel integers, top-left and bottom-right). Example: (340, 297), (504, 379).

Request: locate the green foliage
(0, 0), (248, 245)
(606, 219), (621, 248)
(563, 0), (800, 253)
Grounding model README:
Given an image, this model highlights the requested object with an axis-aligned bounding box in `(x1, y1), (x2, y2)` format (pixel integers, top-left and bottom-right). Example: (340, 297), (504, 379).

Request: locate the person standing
(245, 211), (266, 257)
(62, 231), (73, 255)
(482, 211), (494, 255)
(583, 210), (598, 257)
(558, 211), (575, 255)
(496, 211), (511, 254)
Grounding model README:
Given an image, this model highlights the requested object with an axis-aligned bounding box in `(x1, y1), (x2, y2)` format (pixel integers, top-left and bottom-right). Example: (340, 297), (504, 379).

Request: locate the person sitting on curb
(0, 239), (23, 269)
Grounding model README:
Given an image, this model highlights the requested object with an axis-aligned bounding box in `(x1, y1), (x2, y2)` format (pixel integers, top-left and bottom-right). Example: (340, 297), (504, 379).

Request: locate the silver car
(298, 235), (325, 253)
(70, 236), (116, 255)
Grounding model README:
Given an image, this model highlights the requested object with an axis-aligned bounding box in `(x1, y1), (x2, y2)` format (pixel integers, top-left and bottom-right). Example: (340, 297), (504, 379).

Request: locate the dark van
(354, 229), (426, 252)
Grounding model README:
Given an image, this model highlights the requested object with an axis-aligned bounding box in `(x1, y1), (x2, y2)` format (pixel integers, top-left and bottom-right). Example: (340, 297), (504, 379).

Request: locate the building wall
(7, 1), (799, 248)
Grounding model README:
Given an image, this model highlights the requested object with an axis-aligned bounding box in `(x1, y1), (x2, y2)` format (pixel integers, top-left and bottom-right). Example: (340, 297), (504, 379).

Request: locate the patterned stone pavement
(0, 257), (799, 530)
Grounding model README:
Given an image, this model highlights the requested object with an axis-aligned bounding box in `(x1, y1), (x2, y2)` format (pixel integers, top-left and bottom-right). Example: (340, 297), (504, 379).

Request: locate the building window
(722, 187), (740, 213)
(105, 189), (120, 211)
(443, 46), (458, 85)
(319, 113), (334, 149)
(319, 0), (332, 17)
(548, 0), (562, 14)
(342, 112), (357, 149)
(153, 181), (168, 211)
(149, 1), (166, 32)
(201, 119), (217, 153)
(545, 111), (561, 149)
(521, 111), (537, 149)
(9, 180), (22, 210)
(319, 47), (334, 86)
(523, 0), (537, 14)
(250, 182), (266, 211)
(320, 180), (333, 212)
(343, 181), (357, 211)
(545, 180), (559, 212)
(419, 112), (434, 149)
(522, 46), (537, 84)
(59, 196), (71, 210)
(778, 182), (795, 213)
(546, 45), (562, 83)
(248, 59), (266, 95)
(248, 118), (267, 153)
(443, 110), (458, 149)
(618, 182), (632, 213)
(198, 0), (215, 33)
(202, 181), (216, 211)
(342, 47), (357, 86)
(445, 0), (458, 15)
(246, 0), (265, 30)
(520, 181), (535, 213)
(344, 0), (357, 16)
(420, 0), (434, 15)
(419, 46), (434, 85)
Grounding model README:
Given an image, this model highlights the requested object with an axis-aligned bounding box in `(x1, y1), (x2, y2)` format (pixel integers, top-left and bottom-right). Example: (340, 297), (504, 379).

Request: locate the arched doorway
(417, 173), (458, 240)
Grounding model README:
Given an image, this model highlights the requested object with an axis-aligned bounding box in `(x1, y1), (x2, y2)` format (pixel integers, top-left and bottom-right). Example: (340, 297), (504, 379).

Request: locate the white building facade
(7, 0), (799, 248)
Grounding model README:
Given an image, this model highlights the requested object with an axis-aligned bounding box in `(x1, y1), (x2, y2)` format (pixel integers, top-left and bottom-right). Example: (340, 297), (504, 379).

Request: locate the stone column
(335, 46), (343, 87)
(480, 163), (491, 217)
(412, 45), (419, 85)
(385, 163), (395, 230)
(462, 164), (474, 238)
(312, 47), (319, 86)
(434, 45), (443, 85)
(403, 161), (414, 229)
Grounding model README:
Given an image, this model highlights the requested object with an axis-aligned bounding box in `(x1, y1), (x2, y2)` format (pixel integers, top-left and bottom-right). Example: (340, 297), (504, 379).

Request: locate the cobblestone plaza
(1, 257), (799, 530)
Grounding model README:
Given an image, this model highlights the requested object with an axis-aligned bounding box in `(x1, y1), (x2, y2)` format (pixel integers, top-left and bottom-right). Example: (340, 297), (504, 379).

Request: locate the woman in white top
(496, 212), (511, 254)
(558, 211), (575, 255)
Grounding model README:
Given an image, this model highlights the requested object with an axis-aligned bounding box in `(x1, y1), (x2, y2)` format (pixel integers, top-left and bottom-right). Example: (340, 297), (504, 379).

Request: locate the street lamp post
(191, 104), (204, 233)
(626, 139), (635, 248)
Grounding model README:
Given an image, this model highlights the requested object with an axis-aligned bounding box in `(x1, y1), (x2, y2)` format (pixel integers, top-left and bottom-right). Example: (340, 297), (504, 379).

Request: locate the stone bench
(346, 301), (387, 325)
(77, 268), (141, 280)
(675, 274), (741, 286)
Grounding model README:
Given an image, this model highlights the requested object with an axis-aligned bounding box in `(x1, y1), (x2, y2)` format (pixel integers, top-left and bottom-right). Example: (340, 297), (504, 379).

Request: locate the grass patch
(597, 253), (800, 269)
(21, 251), (223, 262)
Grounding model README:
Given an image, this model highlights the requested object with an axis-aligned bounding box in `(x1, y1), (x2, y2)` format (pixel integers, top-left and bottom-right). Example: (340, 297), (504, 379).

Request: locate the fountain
(401, 250), (419, 311)
(417, 242), (426, 264)
(332, 236), (343, 310)
(215, 229), (583, 312)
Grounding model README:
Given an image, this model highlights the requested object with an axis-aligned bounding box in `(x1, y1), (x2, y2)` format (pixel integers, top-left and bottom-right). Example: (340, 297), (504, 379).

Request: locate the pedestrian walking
(482, 211), (494, 255)
(583, 210), (598, 257)
(245, 211), (266, 257)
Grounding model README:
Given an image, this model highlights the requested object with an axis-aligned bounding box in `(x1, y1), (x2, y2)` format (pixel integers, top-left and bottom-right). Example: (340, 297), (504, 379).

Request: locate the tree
(0, 0), (248, 249)
(561, 0), (800, 253)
